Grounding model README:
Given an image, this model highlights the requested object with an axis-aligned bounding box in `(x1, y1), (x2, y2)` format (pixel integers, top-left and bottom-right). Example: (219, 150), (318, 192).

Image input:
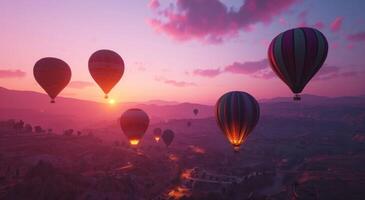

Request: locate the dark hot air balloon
(193, 108), (199, 116)
(153, 128), (162, 142)
(187, 121), (192, 127)
(33, 57), (71, 103)
(162, 129), (174, 147)
(215, 91), (260, 152)
(89, 49), (124, 99)
(268, 27), (328, 101)
(120, 108), (149, 146)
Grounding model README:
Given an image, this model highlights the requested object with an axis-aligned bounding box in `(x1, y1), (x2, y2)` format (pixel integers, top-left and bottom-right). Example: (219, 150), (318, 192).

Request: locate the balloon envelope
(88, 49), (124, 99)
(120, 108), (149, 146)
(153, 128), (162, 142)
(187, 121), (192, 127)
(33, 57), (71, 103)
(193, 108), (199, 116)
(162, 129), (175, 147)
(268, 27), (328, 100)
(215, 91), (260, 152)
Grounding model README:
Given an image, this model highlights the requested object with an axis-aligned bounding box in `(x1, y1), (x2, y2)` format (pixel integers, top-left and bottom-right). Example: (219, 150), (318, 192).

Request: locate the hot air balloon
(33, 57), (72, 103)
(215, 91), (260, 152)
(193, 108), (199, 116)
(187, 121), (192, 127)
(88, 49), (124, 99)
(120, 108), (149, 146)
(153, 128), (162, 142)
(162, 129), (174, 147)
(268, 27), (328, 101)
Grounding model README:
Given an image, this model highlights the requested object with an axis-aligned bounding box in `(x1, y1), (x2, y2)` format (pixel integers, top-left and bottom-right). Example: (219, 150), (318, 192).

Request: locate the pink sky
(0, 0), (364, 104)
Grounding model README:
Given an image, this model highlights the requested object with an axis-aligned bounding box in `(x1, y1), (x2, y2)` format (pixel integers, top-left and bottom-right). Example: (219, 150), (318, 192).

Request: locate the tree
(47, 129), (53, 134)
(63, 129), (74, 136)
(13, 120), (25, 133)
(77, 131), (82, 136)
(34, 126), (43, 133)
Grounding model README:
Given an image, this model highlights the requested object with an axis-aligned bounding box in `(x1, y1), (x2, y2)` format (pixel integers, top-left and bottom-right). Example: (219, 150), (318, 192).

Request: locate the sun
(108, 98), (116, 105)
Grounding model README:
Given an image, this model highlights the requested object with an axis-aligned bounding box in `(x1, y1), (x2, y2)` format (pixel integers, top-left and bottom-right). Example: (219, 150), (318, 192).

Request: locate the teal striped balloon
(268, 27), (328, 100)
(215, 91), (260, 152)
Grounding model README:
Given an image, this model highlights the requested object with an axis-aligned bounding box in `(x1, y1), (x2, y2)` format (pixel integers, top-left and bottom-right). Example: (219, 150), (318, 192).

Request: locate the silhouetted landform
(0, 87), (365, 199)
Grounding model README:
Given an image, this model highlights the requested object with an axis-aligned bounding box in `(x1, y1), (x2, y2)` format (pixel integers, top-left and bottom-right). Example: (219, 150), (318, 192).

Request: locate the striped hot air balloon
(33, 57), (72, 103)
(215, 91), (260, 152)
(268, 27), (328, 101)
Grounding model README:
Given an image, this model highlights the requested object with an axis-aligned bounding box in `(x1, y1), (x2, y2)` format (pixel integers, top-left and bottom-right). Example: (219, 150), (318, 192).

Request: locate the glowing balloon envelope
(268, 27), (328, 101)
(33, 57), (71, 103)
(153, 128), (162, 142)
(215, 91), (260, 152)
(120, 108), (149, 146)
(88, 49), (124, 99)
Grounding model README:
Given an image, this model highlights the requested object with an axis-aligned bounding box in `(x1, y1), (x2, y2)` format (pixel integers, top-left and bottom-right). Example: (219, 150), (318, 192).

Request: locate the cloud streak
(347, 32), (365, 42)
(155, 76), (196, 87)
(149, 0), (298, 43)
(69, 81), (94, 89)
(330, 17), (343, 32)
(0, 69), (26, 78)
(193, 68), (221, 77)
(192, 59), (363, 81)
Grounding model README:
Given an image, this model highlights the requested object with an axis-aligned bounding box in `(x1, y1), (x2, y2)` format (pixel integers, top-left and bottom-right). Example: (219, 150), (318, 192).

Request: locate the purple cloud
(225, 59), (268, 74)
(69, 81), (94, 89)
(193, 68), (221, 77)
(296, 10), (324, 29)
(0, 69), (26, 78)
(155, 76), (196, 87)
(192, 58), (364, 81)
(347, 32), (365, 42)
(149, 0), (160, 10)
(330, 17), (343, 32)
(149, 0), (299, 43)
(313, 21), (325, 29)
(314, 65), (364, 81)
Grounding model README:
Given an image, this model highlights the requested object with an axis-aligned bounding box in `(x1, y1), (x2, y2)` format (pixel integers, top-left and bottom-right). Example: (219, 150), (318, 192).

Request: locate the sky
(0, 0), (364, 104)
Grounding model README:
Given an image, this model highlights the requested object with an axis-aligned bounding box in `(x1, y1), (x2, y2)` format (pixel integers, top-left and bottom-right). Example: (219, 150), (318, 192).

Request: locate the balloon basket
(293, 94), (301, 101)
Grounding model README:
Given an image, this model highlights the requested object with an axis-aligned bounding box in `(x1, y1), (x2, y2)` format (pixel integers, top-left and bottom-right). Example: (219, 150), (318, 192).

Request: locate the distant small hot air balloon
(33, 57), (72, 103)
(268, 27), (328, 101)
(193, 108), (199, 116)
(187, 121), (192, 127)
(215, 91), (260, 152)
(88, 49), (124, 99)
(162, 129), (175, 147)
(153, 128), (162, 142)
(120, 108), (149, 146)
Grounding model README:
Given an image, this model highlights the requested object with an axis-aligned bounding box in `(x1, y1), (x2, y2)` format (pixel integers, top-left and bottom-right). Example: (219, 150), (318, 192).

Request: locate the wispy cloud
(155, 76), (196, 87)
(149, 0), (299, 43)
(69, 81), (94, 89)
(0, 69), (26, 78)
(347, 31), (365, 42)
(330, 17), (343, 32)
(193, 68), (221, 77)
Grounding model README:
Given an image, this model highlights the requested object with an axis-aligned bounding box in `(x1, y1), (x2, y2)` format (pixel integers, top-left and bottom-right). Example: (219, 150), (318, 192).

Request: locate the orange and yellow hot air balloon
(120, 108), (149, 146)
(215, 91), (260, 152)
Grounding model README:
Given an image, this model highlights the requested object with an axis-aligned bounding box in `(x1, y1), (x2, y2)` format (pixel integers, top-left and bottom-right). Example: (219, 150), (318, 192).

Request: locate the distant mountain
(0, 87), (213, 130)
(1, 87), (364, 131)
(260, 93), (365, 106)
